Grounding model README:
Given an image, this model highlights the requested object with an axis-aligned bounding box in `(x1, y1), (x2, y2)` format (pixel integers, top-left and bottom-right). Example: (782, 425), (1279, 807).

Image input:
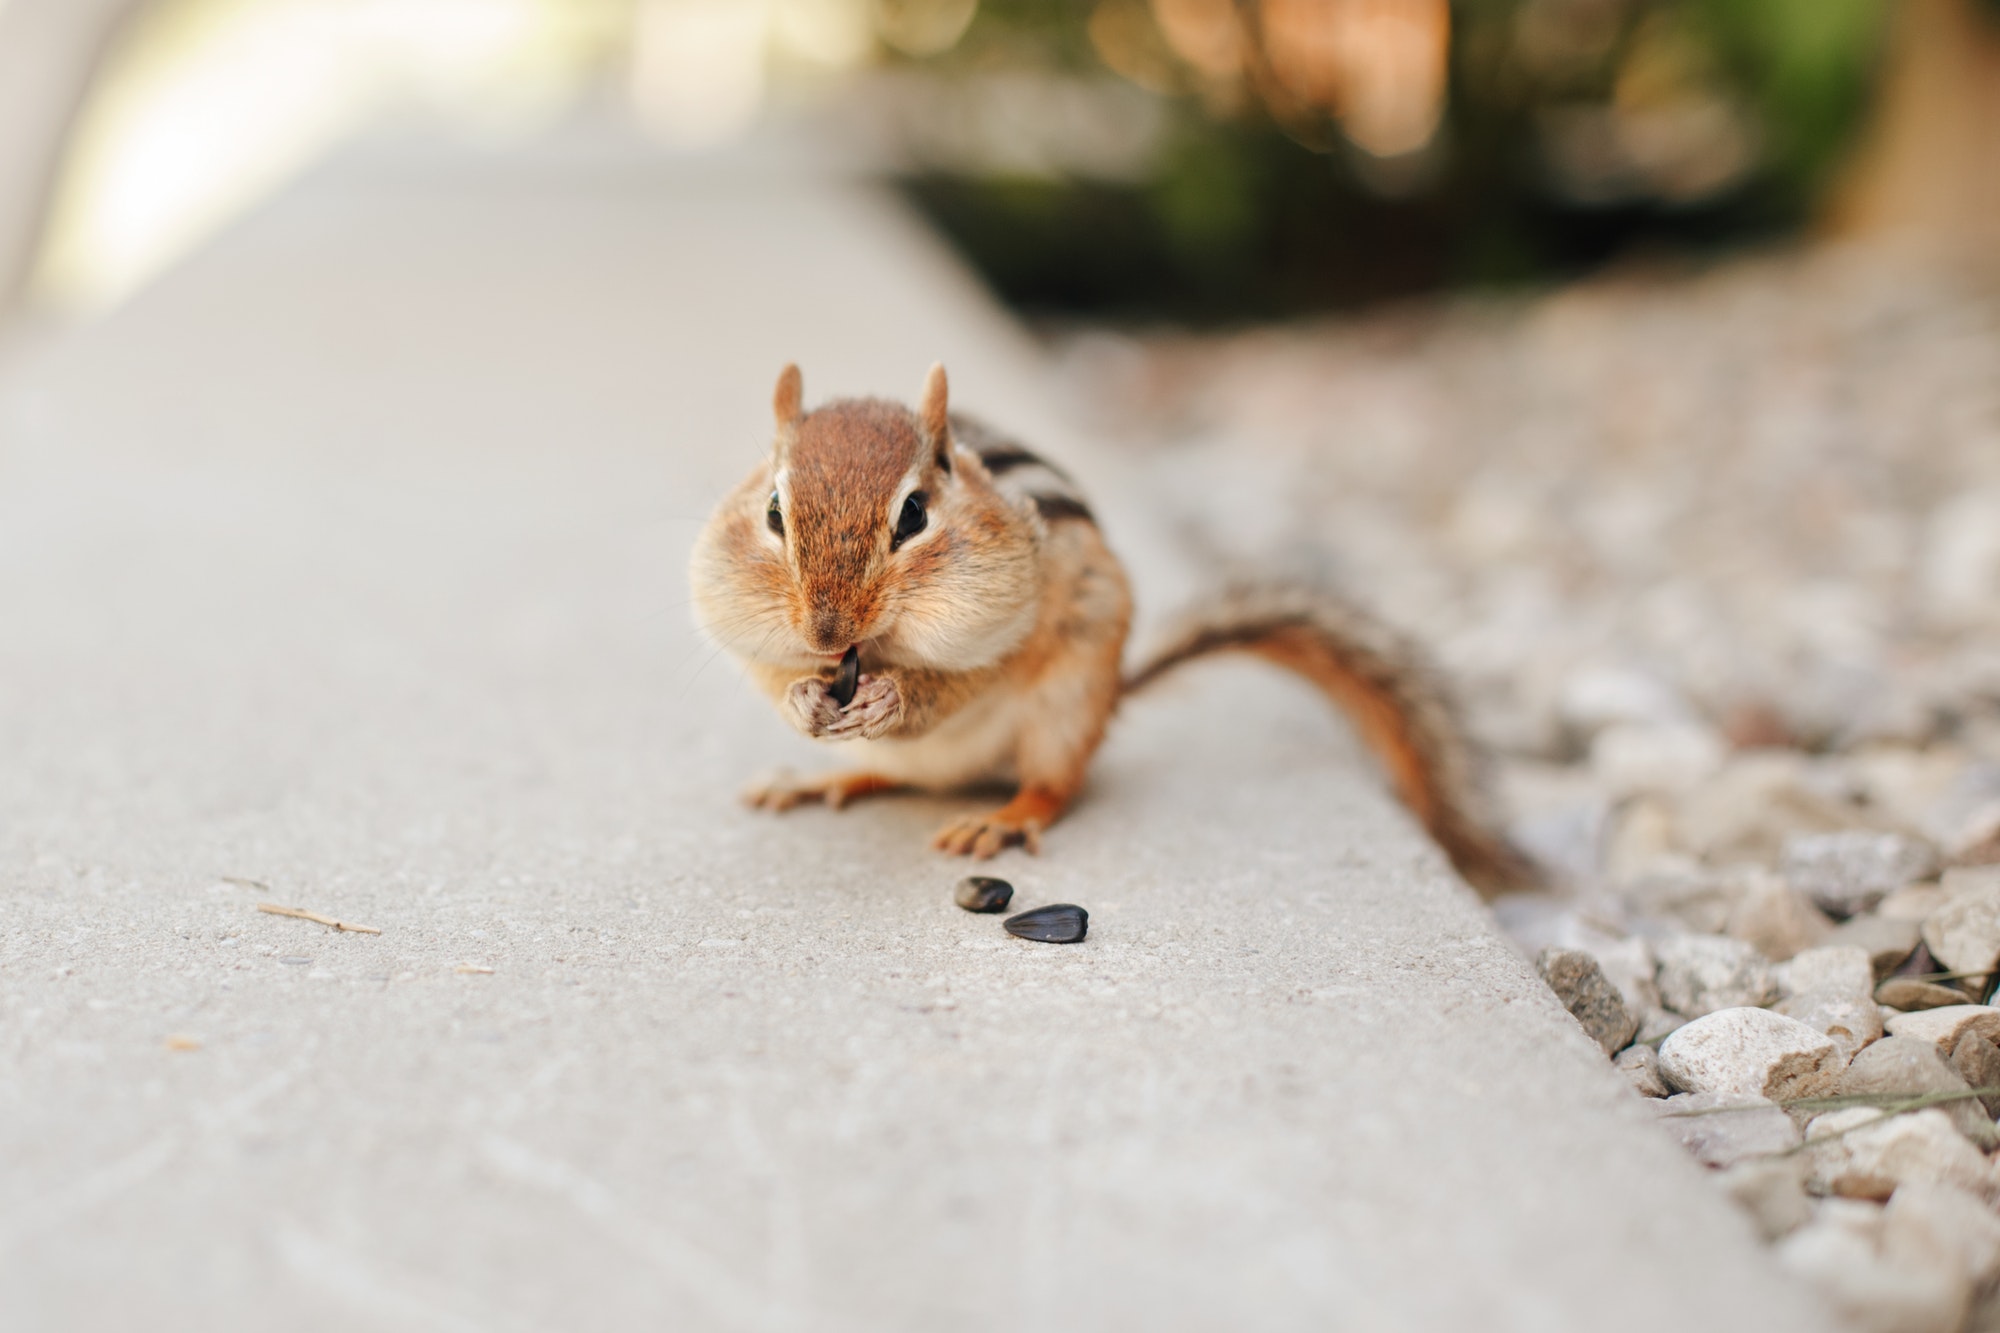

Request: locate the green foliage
(899, 0), (1895, 320)
(1691, 0), (1887, 192)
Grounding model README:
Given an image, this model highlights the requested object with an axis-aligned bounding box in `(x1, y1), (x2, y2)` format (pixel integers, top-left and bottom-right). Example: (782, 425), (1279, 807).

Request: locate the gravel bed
(1057, 242), (2000, 1332)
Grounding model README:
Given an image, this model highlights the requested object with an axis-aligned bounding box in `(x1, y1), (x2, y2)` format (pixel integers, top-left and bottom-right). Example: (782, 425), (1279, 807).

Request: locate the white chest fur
(845, 684), (1029, 790)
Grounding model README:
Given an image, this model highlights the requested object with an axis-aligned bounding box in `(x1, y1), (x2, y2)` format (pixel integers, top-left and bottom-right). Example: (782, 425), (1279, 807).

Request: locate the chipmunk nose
(807, 607), (853, 654)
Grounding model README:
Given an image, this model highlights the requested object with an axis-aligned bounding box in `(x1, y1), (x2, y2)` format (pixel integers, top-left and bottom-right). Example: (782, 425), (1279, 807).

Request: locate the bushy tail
(1123, 583), (1538, 898)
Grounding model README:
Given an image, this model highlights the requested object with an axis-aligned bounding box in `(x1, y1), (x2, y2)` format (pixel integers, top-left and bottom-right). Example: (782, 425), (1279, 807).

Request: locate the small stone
(1783, 831), (1939, 918)
(1591, 722), (1725, 798)
(1655, 934), (1777, 1018)
(1895, 939), (1946, 978)
(1884, 1005), (2000, 1057)
(1716, 1158), (1813, 1240)
(279, 956), (311, 966)
(1488, 893), (1583, 957)
(1923, 489), (2000, 621)
(1003, 904), (1087, 944)
(1491, 904), (1662, 1012)
(1834, 1036), (1991, 1145)
(1653, 1092), (1801, 1167)
(1923, 877), (2000, 976)
(1878, 882), (1950, 923)
(1725, 869), (1833, 962)
(1675, 750), (1834, 864)
(1537, 946), (1638, 1054)
(1778, 1214), (1969, 1333)
(953, 876), (1014, 914)
(1814, 1195), (1891, 1247)
(1877, 978), (1976, 1012)
(1968, 1287), (2000, 1333)
(1509, 799), (1612, 890)
(1847, 748), (1976, 838)
(1949, 1033), (2000, 1117)
(1950, 822), (2000, 869)
(1558, 666), (1690, 736)
(1622, 861), (1734, 933)
(1884, 1183), (2000, 1290)
(1942, 864), (2000, 900)
(1603, 797), (1679, 886)
(1776, 946), (1877, 1003)
(1614, 1043), (1670, 1097)
(1586, 936), (1662, 1017)
(1658, 1007), (1844, 1101)
(1776, 991), (1884, 1063)
(1824, 915), (1922, 980)
(1634, 1007), (1685, 1045)
(1806, 1107), (1997, 1203)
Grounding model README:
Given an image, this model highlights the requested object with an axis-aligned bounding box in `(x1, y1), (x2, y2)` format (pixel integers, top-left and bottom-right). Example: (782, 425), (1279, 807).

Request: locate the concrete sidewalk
(0, 129), (1827, 1331)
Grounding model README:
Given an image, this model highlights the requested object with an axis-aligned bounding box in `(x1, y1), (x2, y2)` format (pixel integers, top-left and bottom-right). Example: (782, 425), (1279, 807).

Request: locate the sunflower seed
(954, 876), (1014, 913)
(829, 645), (860, 708)
(1004, 904), (1087, 943)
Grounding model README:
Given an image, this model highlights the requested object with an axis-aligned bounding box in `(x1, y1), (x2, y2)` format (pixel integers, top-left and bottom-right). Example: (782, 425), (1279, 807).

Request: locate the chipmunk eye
(892, 491), (927, 550)
(766, 492), (784, 536)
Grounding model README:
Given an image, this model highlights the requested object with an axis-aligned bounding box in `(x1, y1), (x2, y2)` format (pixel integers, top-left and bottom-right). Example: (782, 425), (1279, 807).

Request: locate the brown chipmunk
(689, 364), (1535, 896)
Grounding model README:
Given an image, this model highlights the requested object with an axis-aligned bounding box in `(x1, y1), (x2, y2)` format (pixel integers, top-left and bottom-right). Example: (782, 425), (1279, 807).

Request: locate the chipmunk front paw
(784, 673), (903, 741)
(821, 675), (902, 741)
(744, 769), (897, 811)
(783, 676), (847, 738)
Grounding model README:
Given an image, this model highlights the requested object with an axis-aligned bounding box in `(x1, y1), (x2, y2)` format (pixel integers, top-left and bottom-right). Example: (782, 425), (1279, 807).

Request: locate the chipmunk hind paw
(932, 810), (1045, 858)
(932, 786), (1071, 858)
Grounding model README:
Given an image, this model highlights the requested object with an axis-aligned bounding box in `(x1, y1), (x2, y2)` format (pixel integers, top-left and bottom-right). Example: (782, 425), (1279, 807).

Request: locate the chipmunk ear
(917, 362), (950, 465)
(768, 364), (800, 462)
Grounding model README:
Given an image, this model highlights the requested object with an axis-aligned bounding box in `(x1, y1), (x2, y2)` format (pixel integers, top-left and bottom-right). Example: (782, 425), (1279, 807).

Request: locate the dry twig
(256, 902), (381, 935)
(1657, 1085), (2000, 1159)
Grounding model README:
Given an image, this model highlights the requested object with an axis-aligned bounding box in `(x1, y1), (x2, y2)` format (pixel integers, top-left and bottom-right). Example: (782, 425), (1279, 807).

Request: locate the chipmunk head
(691, 363), (1041, 673)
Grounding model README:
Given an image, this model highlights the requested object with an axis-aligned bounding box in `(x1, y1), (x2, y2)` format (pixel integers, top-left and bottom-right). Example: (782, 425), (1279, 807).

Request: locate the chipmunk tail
(1123, 583), (1539, 899)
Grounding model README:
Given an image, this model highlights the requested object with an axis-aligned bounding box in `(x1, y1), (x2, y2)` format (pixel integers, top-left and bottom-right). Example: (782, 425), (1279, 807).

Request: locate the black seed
(1003, 904), (1088, 944)
(829, 645), (860, 708)
(954, 876), (1013, 913)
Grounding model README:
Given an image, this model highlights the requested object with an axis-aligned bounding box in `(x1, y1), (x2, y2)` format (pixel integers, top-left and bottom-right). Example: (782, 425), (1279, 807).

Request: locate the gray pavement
(0, 129), (1829, 1331)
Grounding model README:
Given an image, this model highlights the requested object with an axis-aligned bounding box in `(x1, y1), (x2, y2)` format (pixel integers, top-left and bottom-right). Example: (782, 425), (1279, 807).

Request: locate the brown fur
(1124, 586), (1538, 896)
(689, 364), (1536, 895)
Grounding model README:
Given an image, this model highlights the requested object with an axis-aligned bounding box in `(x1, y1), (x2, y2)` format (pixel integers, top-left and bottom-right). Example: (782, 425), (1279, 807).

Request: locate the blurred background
(4, 0), (1994, 324)
(3, 0), (1999, 897)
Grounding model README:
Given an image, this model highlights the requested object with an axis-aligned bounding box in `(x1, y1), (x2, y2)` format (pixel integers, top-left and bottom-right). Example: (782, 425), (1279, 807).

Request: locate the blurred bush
(887, 0), (1897, 320)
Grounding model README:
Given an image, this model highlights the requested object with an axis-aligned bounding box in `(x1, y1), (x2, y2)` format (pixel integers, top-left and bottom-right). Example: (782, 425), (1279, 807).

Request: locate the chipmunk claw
(743, 770), (812, 811)
(782, 678), (845, 738)
(932, 810), (1044, 859)
(784, 674), (902, 741)
(821, 675), (902, 741)
(744, 769), (896, 812)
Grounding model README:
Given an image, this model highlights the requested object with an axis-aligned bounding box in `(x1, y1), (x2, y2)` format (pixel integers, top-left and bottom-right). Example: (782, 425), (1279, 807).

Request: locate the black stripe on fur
(978, 446), (1046, 475)
(1032, 494), (1096, 524)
